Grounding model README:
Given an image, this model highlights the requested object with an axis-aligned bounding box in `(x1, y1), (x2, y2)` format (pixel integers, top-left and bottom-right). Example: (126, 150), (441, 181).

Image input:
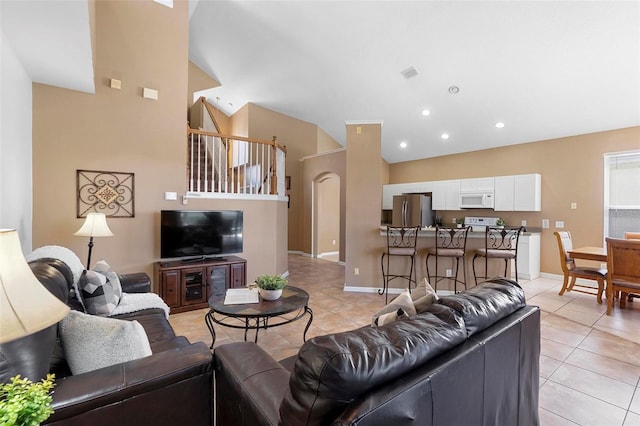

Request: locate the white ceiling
(1, 0), (94, 94)
(189, 1), (640, 163)
(2, 1), (638, 164)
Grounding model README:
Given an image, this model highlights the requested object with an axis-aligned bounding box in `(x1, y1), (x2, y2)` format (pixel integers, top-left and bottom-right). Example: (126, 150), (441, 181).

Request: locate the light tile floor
(170, 255), (640, 426)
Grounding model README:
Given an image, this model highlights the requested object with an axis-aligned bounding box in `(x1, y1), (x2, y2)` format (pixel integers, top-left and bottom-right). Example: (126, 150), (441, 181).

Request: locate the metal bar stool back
(379, 226), (420, 303)
(472, 226), (524, 284)
(425, 226), (470, 293)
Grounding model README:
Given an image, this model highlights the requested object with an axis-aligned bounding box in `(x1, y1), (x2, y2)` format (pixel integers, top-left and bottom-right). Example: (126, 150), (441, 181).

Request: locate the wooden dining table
(568, 246), (607, 263)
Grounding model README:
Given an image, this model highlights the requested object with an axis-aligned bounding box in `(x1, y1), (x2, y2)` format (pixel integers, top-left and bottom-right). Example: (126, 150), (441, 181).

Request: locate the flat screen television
(160, 210), (243, 260)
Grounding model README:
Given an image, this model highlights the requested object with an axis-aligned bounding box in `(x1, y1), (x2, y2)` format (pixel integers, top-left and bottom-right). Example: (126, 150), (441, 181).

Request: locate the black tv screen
(160, 210), (243, 259)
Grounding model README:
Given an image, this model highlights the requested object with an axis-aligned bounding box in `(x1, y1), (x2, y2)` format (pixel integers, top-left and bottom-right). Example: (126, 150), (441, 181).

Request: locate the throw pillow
(374, 308), (409, 326)
(79, 260), (123, 315)
(411, 278), (438, 301)
(59, 310), (152, 375)
(371, 290), (417, 326)
(413, 279), (439, 313)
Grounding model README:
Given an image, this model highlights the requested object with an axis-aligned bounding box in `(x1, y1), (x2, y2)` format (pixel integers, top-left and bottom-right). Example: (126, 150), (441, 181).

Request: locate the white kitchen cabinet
(412, 181), (433, 194)
(460, 177), (494, 193)
(514, 174), (541, 211)
(382, 184), (404, 209)
(433, 180), (461, 211)
(493, 174), (541, 212)
(516, 233), (541, 280)
(494, 176), (515, 211)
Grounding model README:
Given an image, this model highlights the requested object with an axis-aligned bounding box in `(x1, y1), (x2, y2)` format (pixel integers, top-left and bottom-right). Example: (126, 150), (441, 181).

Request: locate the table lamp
(74, 212), (114, 270)
(0, 229), (70, 344)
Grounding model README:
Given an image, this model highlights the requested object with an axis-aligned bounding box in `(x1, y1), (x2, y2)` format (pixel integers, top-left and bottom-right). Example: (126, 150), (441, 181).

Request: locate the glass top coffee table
(205, 285), (313, 348)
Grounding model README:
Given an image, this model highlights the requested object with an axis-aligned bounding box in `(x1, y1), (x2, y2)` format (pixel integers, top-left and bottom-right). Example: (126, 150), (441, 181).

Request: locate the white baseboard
(318, 251), (339, 258)
(342, 285), (455, 296)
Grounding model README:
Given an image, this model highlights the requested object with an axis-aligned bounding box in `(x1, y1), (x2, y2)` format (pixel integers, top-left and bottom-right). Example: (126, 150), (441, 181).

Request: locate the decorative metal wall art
(77, 170), (135, 218)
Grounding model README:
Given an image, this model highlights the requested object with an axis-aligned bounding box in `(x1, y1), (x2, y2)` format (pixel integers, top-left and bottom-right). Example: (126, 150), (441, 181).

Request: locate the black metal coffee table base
(204, 286), (313, 349)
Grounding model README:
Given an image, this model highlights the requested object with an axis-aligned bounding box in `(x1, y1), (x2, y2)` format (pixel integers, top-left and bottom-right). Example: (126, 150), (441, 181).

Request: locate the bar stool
(472, 226), (524, 284)
(425, 226), (470, 293)
(380, 226), (420, 303)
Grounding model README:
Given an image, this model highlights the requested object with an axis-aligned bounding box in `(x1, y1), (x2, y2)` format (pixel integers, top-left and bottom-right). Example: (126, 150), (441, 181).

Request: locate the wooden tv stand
(155, 256), (247, 314)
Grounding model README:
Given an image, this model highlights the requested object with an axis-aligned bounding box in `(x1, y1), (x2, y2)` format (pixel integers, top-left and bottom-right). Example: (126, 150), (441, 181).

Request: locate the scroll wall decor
(77, 170), (135, 218)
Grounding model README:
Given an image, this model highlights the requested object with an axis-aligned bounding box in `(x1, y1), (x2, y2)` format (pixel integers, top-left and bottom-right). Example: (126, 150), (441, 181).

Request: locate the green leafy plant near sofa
(0, 374), (56, 426)
(255, 274), (287, 290)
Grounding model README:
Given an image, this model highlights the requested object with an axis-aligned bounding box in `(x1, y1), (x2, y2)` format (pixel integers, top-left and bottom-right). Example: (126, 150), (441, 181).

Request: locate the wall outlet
(446, 269), (452, 277)
(452, 217), (457, 224)
(571, 202), (577, 210)
(542, 219), (549, 229)
(332, 239), (336, 245)
(354, 267), (360, 276)
(521, 220), (527, 227)
(555, 221), (565, 228)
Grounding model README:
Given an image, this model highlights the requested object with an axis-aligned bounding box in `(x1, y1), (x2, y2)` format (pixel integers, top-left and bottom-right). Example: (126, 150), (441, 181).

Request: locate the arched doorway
(313, 172), (341, 262)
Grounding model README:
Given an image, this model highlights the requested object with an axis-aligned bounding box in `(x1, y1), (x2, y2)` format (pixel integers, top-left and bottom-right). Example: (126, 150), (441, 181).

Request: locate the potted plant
(255, 274), (287, 300)
(0, 374), (56, 425)
(455, 217), (465, 228)
(496, 218), (506, 228)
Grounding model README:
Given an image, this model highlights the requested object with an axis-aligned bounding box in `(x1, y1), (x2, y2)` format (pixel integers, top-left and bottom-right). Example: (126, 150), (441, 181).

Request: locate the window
(604, 151), (640, 238)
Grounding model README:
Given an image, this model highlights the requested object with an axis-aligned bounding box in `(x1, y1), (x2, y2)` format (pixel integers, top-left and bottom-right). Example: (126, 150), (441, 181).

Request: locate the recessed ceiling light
(495, 122), (505, 128)
(448, 86), (460, 94)
(441, 133), (449, 140)
(421, 109), (430, 116)
(400, 141), (407, 148)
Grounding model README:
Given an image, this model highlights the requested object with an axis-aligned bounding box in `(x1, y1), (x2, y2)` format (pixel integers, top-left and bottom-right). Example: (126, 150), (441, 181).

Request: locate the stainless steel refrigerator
(392, 194), (434, 227)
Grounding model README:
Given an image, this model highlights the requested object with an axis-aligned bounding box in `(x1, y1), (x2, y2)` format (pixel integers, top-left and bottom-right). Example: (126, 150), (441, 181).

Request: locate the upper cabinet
(459, 177), (494, 193)
(382, 181), (434, 209)
(432, 180), (461, 211)
(494, 173), (541, 211)
(514, 174), (541, 211)
(384, 173), (542, 212)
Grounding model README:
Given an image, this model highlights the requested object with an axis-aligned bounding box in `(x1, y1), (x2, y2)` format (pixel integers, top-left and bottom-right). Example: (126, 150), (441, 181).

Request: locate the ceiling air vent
(400, 66), (419, 79)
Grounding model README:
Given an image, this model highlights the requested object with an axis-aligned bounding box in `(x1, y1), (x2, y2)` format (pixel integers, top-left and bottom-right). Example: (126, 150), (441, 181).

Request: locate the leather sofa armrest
(119, 272), (151, 293)
(214, 342), (290, 426)
(47, 342), (213, 424)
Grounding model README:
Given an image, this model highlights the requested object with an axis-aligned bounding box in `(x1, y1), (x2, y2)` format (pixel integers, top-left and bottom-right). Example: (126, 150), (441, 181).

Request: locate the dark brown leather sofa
(0, 258), (213, 425)
(214, 278), (540, 426)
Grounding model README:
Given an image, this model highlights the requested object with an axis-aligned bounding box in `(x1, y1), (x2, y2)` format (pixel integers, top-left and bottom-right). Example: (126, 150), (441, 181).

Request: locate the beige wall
(345, 123), (383, 288)
(389, 126), (640, 276)
(301, 150), (347, 260)
(317, 176), (340, 254)
(317, 127), (342, 153)
(187, 60), (220, 110)
(31, 0), (286, 289)
(245, 103), (321, 252)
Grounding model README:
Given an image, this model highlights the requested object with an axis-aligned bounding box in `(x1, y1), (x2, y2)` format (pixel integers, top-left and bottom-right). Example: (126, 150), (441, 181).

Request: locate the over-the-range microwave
(460, 192), (494, 209)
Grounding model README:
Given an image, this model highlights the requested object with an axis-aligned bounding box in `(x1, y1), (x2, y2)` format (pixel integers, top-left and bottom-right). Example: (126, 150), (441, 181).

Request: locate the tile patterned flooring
(170, 254), (640, 426)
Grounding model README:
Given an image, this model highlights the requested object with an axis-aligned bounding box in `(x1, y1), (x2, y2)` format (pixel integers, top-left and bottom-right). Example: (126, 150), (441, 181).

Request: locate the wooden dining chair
(605, 237), (640, 315)
(553, 231), (606, 303)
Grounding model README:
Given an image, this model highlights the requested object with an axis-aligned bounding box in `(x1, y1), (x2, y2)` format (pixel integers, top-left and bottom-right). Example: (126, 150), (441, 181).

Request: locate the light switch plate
(143, 87), (158, 100)
(555, 221), (565, 228)
(164, 191), (177, 201)
(542, 219), (549, 229)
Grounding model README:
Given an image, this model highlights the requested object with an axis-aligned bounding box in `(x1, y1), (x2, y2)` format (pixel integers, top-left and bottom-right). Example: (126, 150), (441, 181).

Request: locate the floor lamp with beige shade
(74, 212), (114, 270)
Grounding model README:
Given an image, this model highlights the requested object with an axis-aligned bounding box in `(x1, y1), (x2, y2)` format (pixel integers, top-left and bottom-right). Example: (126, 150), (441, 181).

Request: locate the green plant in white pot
(496, 218), (507, 227)
(255, 275), (287, 300)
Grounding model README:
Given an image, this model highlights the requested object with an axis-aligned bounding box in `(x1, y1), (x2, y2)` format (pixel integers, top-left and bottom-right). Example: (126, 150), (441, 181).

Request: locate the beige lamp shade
(74, 212), (114, 237)
(0, 229), (70, 344)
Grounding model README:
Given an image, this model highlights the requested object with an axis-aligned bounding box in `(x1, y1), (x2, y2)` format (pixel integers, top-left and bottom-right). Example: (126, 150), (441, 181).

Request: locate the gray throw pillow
(59, 310), (152, 375)
(80, 260), (122, 315)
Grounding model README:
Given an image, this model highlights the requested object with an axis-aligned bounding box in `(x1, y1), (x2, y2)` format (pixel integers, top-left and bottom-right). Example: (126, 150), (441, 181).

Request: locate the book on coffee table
(224, 288), (259, 305)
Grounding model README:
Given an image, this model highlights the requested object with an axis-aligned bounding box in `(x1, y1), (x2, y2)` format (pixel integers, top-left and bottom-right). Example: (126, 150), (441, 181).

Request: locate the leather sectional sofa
(0, 257), (213, 425)
(214, 278), (540, 425)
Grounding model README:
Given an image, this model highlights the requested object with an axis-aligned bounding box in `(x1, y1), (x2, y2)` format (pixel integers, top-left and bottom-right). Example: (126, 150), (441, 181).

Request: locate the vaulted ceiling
(3, 1), (639, 164)
(189, 1), (640, 163)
